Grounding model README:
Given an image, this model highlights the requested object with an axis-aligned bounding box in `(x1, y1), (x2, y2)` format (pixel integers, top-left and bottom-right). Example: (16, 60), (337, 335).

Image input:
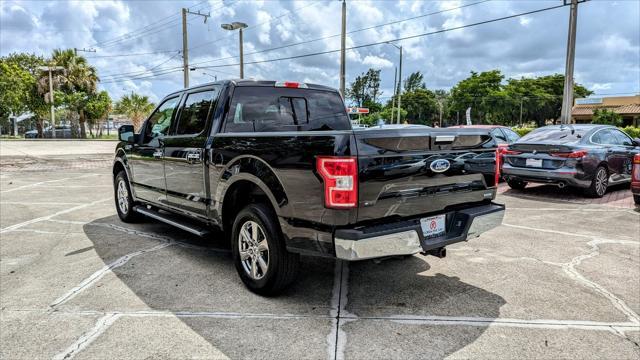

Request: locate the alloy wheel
(595, 168), (608, 196)
(238, 221), (270, 280)
(117, 179), (129, 214)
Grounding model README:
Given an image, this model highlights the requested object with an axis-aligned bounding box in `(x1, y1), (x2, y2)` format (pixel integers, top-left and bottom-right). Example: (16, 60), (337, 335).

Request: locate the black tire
(114, 170), (143, 223)
(633, 194), (640, 206)
(231, 203), (299, 296)
(585, 165), (608, 198)
(507, 179), (527, 190)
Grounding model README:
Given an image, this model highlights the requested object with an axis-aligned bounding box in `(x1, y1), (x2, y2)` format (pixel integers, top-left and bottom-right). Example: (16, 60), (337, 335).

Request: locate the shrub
(621, 126), (640, 139)
(512, 127), (534, 137)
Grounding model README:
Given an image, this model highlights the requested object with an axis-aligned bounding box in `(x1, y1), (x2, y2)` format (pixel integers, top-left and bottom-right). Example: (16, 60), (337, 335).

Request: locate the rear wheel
(231, 203), (299, 296)
(114, 171), (143, 223)
(633, 194), (640, 205)
(586, 166), (609, 198)
(506, 179), (527, 190)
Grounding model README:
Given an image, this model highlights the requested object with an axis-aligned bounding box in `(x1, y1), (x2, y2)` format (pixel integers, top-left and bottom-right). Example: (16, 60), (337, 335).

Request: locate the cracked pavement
(1, 154), (639, 359)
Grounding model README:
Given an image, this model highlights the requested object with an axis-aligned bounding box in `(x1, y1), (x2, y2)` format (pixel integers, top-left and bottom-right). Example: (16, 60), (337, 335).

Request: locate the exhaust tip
(557, 182), (566, 189)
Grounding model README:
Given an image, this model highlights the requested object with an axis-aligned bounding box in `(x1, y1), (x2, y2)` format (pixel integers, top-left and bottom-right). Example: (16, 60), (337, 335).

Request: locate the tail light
(502, 149), (522, 155)
(633, 154), (640, 182)
(550, 150), (588, 158)
(494, 148), (502, 186)
(316, 156), (358, 209)
(275, 81), (308, 88)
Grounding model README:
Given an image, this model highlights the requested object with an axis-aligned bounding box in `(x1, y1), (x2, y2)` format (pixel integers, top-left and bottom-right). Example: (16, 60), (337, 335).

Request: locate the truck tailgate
(354, 128), (498, 222)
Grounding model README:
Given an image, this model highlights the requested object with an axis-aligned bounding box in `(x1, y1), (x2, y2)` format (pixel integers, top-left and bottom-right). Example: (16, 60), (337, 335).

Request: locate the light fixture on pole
(221, 21), (249, 79)
(37, 65), (65, 138)
(385, 42), (402, 124)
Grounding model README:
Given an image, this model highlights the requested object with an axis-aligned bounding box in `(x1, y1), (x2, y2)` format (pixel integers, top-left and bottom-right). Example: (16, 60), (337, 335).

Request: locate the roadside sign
(347, 107), (369, 114)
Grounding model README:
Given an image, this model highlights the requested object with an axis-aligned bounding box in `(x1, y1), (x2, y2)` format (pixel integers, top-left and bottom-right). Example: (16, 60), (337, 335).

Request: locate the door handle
(186, 151), (202, 164)
(153, 150), (163, 158)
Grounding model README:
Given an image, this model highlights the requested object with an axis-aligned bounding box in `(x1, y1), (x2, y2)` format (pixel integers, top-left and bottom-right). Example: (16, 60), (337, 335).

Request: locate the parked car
(24, 125), (74, 138)
(113, 80), (504, 294)
(502, 124), (640, 197)
(632, 154), (640, 205)
(448, 125), (521, 148)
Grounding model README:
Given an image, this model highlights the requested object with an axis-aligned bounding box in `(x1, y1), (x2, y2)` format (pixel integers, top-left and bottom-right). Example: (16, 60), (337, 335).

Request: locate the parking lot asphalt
(1, 155), (639, 359)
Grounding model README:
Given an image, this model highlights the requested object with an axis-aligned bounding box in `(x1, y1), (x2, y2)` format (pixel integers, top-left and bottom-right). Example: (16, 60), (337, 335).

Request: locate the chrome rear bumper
(334, 203), (504, 261)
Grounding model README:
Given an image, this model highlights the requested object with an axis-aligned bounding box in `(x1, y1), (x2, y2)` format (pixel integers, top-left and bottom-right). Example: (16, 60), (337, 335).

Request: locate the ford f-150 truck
(113, 80), (504, 295)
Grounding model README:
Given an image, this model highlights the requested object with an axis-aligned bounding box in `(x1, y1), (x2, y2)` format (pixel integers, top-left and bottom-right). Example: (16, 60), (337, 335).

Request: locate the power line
(101, 51), (182, 79)
(187, 0), (490, 68)
(86, 49), (179, 59)
(94, 1), (233, 49)
(195, 3), (569, 70)
(99, 3), (568, 84)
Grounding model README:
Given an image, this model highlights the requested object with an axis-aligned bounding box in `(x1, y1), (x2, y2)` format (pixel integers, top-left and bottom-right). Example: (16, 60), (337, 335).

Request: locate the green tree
(115, 93), (155, 130)
(0, 53), (48, 136)
(450, 70), (504, 124)
(592, 109), (623, 126)
(404, 71), (425, 93)
(402, 88), (438, 125)
(37, 49), (99, 138)
(84, 91), (112, 137)
(346, 68), (383, 107)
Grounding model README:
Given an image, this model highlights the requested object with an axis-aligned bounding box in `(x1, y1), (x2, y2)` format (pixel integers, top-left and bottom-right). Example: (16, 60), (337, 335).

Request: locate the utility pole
(182, 8), (210, 88)
(560, 0), (583, 124)
(339, 0), (346, 97)
(391, 67), (397, 121)
(182, 8), (189, 88)
(519, 97), (524, 126)
(239, 27), (245, 79)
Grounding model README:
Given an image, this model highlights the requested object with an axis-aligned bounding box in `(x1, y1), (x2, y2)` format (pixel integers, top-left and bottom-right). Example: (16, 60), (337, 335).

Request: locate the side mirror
(633, 138), (640, 147)
(118, 125), (135, 143)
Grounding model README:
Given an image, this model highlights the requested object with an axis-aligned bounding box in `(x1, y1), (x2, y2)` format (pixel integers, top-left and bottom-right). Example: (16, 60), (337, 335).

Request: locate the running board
(133, 206), (210, 237)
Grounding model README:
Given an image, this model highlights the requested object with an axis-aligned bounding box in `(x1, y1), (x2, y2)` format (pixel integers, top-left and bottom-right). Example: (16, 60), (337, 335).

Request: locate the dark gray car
(502, 124), (640, 197)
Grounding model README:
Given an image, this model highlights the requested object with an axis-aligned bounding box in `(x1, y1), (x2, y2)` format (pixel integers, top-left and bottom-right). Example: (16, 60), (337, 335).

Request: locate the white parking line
(0, 174), (100, 194)
(0, 198), (111, 234)
(508, 207), (639, 215)
(52, 313), (121, 360)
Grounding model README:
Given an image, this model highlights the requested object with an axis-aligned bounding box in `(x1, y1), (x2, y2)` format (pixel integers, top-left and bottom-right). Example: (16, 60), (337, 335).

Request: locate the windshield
(519, 127), (587, 143)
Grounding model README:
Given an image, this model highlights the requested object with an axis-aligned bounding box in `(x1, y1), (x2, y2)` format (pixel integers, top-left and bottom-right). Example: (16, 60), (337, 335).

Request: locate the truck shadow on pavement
(501, 183), (632, 206)
(81, 215), (505, 357)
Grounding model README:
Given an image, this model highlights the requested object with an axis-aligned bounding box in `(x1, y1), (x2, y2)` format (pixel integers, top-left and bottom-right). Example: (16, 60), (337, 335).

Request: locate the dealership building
(572, 95), (640, 126)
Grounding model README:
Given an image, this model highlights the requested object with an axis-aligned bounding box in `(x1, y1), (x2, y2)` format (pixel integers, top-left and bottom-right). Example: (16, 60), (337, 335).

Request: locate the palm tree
(115, 93), (155, 131)
(37, 49), (99, 138)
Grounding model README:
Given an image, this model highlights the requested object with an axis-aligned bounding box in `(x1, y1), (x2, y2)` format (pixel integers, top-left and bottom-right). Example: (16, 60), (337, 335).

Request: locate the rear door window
(592, 129), (619, 145)
(611, 129), (633, 146)
(502, 128), (520, 143)
(174, 89), (218, 135)
(519, 127), (587, 143)
(224, 87), (350, 132)
(491, 128), (508, 144)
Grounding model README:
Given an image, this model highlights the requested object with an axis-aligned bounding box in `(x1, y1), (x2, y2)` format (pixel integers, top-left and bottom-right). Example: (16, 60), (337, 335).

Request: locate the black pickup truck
(113, 80), (504, 295)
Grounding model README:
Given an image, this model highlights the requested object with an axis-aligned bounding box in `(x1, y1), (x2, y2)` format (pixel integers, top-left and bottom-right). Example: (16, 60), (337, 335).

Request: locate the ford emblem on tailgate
(430, 159), (450, 173)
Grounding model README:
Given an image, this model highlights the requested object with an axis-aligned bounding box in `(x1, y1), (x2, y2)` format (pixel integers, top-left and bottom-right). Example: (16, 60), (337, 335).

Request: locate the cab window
(144, 96), (180, 143)
(491, 128), (508, 144)
(174, 89), (218, 135)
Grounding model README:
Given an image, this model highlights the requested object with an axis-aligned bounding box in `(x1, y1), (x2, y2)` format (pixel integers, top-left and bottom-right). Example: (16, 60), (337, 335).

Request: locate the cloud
(362, 55), (393, 69)
(0, 0), (637, 101)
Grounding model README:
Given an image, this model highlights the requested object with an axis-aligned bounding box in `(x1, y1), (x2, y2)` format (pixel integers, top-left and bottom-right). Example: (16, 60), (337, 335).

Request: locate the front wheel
(232, 203), (299, 296)
(585, 166), (608, 198)
(114, 171), (143, 223)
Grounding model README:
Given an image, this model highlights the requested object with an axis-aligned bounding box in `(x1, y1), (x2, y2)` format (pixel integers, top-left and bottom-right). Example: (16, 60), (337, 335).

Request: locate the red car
(632, 154), (640, 205)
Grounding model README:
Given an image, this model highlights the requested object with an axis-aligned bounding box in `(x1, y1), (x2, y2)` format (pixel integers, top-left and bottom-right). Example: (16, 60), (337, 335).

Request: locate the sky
(1, 0), (639, 104)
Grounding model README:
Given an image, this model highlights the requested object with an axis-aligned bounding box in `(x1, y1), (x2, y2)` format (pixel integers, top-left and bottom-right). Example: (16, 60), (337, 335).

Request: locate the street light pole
(397, 45), (403, 124)
(391, 67), (397, 121)
(339, 0), (346, 97)
(385, 42), (403, 124)
(560, 0), (581, 124)
(38, 65), (64, 138)
(221, 22), (249, 79)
